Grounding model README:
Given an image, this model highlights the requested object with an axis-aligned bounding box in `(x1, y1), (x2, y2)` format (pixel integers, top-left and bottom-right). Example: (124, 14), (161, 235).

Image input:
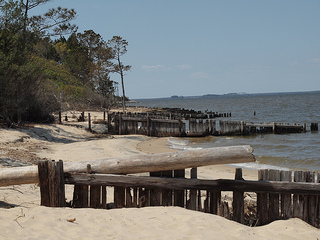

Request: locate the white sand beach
(0, 117), (319, 239)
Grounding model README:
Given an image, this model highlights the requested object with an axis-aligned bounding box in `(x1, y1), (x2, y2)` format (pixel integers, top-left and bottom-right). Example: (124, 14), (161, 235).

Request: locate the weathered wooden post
(272, 122), (276, 134)
(311, 123), (318, 131)
(240, 121), (244, 135)
(38, 160), (66, 207)
(257, 169), (269, 225)
(88, 113), (92, 132)
(147, 112), (150, 136)
(150, 171), (162, 206)
(280, 170), (292, 219)
(233, 168), (244, 224)
(174, 169), (185, 207)
(268, 169), (280, 222)
(188, 168), (198, 210)
(58, 111), (62, 124)
(119, 114), (122, 135)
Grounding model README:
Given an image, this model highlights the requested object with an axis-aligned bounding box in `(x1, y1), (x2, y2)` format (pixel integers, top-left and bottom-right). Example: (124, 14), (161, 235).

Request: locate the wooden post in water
(240, 121), (244, 135)
(311, 123), (318, 131)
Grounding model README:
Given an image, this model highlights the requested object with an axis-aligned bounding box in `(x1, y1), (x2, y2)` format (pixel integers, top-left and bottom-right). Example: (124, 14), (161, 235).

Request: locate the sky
(33, 0), (320, 99)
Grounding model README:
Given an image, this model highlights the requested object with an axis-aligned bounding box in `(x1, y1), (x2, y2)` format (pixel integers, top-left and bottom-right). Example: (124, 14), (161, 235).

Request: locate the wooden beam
(0, 145), (254, 187)
(64, 173), (320, 195)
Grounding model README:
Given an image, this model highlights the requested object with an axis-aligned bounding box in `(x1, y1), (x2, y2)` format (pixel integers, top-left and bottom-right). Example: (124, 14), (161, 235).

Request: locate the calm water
(129, 92), (320, 171)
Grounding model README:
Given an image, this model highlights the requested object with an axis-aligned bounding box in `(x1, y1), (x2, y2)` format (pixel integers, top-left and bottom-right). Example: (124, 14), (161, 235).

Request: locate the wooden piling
(174, 169), (185, 207)
(188, 168), (197, 210)
(268, 169), (280, 222)
(311, 123), (318, 131)
(233, 168), (244, 224)
(88, 113), (92, 132)
(162, 170), (173, 206)
(58, 111), (62, 124)
(280, 170), (292, 219)
(38, 160), (65, 207)
(150, 171), (162, 206)
(257, 169), (269, 225)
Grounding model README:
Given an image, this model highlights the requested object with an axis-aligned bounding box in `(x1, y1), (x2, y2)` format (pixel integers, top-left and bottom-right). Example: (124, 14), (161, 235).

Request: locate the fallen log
(0, 145), (254, 187)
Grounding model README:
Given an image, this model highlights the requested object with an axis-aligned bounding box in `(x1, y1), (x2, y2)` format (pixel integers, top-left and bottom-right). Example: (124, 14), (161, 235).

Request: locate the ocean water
(129, 91), (320, 171)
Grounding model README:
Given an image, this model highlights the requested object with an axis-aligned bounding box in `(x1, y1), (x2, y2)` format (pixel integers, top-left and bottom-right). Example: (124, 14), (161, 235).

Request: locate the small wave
(167, 138), (202, 151)
(230, 162), (290, 171)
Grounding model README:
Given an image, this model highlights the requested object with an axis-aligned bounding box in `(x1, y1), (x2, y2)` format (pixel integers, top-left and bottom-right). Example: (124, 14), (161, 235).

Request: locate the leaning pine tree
(107, 36), (131, 112)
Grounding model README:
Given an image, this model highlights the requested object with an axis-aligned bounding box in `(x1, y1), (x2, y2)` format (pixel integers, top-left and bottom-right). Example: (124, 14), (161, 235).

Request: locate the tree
(0, 0), (77, 125)
(108, 36), (131, 112)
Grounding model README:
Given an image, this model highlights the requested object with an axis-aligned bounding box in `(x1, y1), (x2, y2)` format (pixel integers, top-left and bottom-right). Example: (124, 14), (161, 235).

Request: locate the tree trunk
(0, 145), (255, 187)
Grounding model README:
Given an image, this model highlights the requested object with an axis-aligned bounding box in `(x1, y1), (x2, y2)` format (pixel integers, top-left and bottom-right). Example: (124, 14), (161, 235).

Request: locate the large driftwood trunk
(0, 145), (254, 187)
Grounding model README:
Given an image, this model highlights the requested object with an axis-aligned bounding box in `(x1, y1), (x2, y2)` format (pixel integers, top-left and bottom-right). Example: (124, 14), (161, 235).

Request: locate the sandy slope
(0, 123), (319, 239)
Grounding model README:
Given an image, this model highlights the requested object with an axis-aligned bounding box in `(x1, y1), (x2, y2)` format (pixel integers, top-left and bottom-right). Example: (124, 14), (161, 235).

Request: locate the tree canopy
(0, 0), (130, 126)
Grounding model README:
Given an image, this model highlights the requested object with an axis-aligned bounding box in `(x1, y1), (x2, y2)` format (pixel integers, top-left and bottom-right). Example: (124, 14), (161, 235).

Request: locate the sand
(0, 121), (319, 239)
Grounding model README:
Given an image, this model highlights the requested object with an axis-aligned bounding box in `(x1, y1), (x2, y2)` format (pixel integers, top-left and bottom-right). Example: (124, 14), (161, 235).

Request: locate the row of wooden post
(38, 160), (320, 228)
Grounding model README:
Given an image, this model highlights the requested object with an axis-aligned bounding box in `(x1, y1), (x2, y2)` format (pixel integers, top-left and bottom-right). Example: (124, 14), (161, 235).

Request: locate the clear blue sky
(34, 0), (320, 99)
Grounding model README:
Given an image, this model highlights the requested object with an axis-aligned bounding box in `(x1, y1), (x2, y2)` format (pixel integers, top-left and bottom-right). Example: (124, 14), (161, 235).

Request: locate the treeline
(0, 0), (130, 126)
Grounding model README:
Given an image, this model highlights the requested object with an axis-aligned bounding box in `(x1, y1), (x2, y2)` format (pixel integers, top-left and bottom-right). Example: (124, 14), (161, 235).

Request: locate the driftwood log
(0, 145), (254, 187)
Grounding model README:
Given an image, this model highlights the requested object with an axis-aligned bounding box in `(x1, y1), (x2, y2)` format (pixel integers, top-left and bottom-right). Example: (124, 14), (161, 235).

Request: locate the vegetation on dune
(0, 0), (130, 126)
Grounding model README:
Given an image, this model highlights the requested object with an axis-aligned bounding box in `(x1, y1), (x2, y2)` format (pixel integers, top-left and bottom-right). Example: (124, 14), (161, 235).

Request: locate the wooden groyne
(108, 112), (217, 137)
(38, 160), (320, 228)
(107, 112), (318, 137)
(218, 120), (316, 135)
(58, 110), (318, 137)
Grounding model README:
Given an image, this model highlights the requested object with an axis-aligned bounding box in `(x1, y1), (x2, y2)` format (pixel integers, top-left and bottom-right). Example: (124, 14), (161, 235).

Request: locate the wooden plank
(174, 169), (185, 207)
(280, 170), (292, 219)
(293, 171), (305, 219)
(257, 169), (269, 225)
(47, 160), (65, 207)
(38, 160), (50, 207)
(209, 190), (221, 215)
(161, 170), (173, 206)
(114, 187), (126, 208)
(188, 168), (197, 210)
(72, 185), (88, 208)
(233, 168), (244, 224)
(56, 160), (66, 207)
(268, 169), (280, 222)
(101, 186), (107, 209)
(125, 187), (133, 207)
(306, 171), (316, 226)
(138, 188), (149, 207)
(133, 187), (138, 208)
(150, 171), (162, 206)
(65, 173), (320, 195)
(198, 190), (202, 211)
(90, 185), (101, 208)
